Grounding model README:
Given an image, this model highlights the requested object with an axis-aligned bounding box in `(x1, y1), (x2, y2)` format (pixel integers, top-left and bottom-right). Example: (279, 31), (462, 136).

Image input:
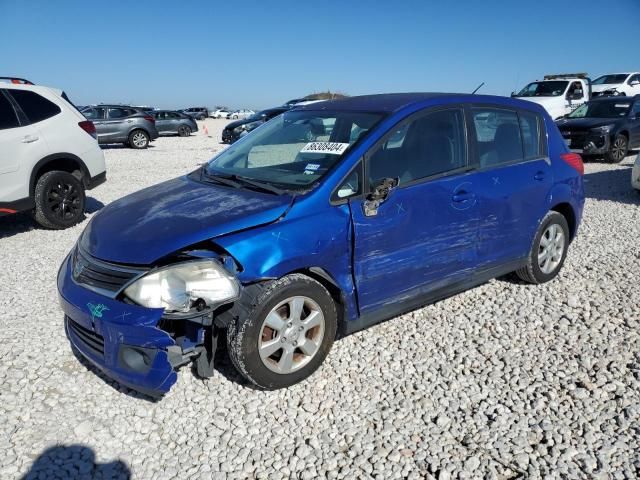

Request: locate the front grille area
(72, 247), (147, 297)
(67, 317), (105, 358)
(563, 131), (589, 149)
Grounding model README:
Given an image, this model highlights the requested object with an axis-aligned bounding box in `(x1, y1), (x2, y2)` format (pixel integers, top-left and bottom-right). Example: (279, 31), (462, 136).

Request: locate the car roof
(292, 92), (530, 113)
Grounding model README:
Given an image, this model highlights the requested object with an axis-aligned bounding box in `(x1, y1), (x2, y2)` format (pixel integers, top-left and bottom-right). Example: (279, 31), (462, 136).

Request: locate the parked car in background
(556, 95), (640, 162)
(513, 74), (591, 120)
(153, 110), (198, 137)
(181, 107), (208, 120)
(58, 93), (584, 395)
(0, 77), (106, 229)
(82, 105), (159, 149)
(230, 109), (255, 119)
(133, 105), (156, 112)
(592, 73), (640, 97)
(221, 106), (289, 143)
(283, 98), (306, 108)
(211, 108), (232, 119)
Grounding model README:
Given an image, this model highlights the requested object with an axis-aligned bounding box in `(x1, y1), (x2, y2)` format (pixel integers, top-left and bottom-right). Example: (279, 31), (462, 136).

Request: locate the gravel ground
(1, 119), (639, 479)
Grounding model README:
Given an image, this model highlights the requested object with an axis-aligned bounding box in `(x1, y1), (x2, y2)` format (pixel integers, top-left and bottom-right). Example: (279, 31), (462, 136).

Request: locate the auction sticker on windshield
(301, 142), (350, 155)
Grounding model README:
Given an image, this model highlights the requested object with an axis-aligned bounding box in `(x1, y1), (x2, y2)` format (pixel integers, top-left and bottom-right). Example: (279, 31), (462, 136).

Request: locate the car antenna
(471, 82), (485, 94)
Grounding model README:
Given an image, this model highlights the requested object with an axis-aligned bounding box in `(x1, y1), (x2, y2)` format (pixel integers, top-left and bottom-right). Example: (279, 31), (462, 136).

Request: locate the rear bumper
(57, 253), (178, 396)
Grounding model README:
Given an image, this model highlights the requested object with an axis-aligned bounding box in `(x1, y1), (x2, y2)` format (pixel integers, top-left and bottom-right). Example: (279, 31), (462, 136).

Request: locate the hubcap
(258, 296), (325, 374)
(47, 181), (80, 220)
(538, 223), (565, 274)
(133, 132), (147, 147)
(612, 138), (626, 161)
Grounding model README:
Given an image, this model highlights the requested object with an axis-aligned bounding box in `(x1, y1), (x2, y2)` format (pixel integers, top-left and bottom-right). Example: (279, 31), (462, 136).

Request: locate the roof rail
(543, 73), (589, 80)
(0, 77), (34, 85)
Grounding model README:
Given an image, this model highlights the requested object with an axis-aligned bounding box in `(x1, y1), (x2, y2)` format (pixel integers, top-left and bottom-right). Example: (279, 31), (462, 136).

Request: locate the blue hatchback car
(58, 93), (584, 396)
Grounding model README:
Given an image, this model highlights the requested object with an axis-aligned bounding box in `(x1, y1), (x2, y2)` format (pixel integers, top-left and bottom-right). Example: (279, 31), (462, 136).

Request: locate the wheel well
(295, 268), (346, 328)
(551, 203), (576, 240)
(618, 130), (629, 140)
(31, 155), (88, 197)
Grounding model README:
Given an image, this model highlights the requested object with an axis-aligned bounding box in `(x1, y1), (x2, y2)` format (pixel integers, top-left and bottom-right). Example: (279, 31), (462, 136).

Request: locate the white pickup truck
(512, 74), (591, 120)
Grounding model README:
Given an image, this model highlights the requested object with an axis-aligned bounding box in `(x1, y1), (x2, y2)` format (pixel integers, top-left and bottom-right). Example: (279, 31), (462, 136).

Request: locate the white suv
(0, 78), (106, 229)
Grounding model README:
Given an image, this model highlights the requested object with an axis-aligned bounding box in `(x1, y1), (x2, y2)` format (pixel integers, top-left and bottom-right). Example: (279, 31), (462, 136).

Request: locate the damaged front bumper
(57, 253), (210, 397)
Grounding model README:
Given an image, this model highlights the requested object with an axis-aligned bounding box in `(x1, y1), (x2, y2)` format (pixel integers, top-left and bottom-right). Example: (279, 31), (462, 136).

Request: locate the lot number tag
(301, 142), (350, 155)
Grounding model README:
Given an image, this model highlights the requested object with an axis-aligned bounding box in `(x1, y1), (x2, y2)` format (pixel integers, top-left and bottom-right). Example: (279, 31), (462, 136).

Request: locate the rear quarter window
(0, 91), (20, 129)
(9, 89), (61, 124)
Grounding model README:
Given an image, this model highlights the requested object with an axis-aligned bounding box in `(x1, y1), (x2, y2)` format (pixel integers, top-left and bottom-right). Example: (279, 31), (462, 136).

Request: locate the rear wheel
(605, 134), (628, 163)
(33, 171), (85, 229)
(227, 274), (337, 389)
(516, 211), (569, 284)
(128, 130), (149, 149)
(178, 125), (191, 137)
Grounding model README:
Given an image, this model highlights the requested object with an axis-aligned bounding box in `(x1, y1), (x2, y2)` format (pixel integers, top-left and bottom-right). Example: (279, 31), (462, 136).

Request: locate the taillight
(560, 152), (584, 175)
(78, 120), (97, 139)
(144, 115), (155, 123)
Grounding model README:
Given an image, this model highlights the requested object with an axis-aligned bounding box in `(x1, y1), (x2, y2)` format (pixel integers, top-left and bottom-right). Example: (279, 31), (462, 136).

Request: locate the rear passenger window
(0, 92), (20, 129)
(518, 111), (543, 159)
(9, 90), (61, 124)
(472, 108), (523, 167)
(369, 108), (467, 185)
(108, 108), (127, 119)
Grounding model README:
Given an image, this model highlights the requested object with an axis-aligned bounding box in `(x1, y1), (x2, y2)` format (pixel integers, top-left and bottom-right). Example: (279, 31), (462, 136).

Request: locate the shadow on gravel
(583, 163), (640, 205)
(0, 198), (104, 240)
(20, 444), (130, 480)
(100, 144), (155, 150)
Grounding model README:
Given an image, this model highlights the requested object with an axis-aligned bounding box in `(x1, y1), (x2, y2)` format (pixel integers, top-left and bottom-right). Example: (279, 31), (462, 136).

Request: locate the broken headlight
(124, 260), (239, 313)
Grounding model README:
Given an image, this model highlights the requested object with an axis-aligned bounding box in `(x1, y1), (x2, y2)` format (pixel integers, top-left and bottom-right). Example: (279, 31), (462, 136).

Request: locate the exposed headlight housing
(124, 260), (239, 313)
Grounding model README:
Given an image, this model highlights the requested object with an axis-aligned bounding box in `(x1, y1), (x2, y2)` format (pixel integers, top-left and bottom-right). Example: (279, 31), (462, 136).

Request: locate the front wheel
(516, 211), (570, 284)
(226, 274), (337, 389)
(129, 130), (149, 149)
(605, 134), (628, 163)
(33, 171), (86, 229)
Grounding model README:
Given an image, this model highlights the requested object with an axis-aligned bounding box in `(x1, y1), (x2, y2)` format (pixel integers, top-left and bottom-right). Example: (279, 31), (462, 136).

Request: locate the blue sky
(1, 0), (638, 110)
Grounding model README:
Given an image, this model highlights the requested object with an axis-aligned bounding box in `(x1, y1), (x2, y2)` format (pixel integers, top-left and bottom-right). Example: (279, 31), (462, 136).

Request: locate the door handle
(21, 135), (39, 143)
(534, 171), (545, 181)
(452, 191), (473, 202)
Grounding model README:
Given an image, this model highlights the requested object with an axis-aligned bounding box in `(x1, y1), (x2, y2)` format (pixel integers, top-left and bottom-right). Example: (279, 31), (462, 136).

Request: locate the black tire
(33, 171), (85, 229)
(128, 129), (149, 149)
(226, 274), (337, 389)
(516, 211), (570, 284)
(178, 125), (191, 137)
(605, 134), (628, 163)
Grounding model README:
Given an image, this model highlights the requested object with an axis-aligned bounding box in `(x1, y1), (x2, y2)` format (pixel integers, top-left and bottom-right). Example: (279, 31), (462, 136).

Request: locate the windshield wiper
(201, 168), (285, 195)
(232, 175), (285, 195)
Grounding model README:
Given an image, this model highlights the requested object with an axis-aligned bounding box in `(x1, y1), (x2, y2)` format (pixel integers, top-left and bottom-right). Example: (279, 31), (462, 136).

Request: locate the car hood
(80, 175), (293, 265)
(225, 117), (261, 130)
(592, 84), (622, 93)
(556, 117), (620, 131)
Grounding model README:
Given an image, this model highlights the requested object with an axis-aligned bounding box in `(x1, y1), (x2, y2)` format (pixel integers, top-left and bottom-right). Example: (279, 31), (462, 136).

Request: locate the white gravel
(1, 119), (639, 479)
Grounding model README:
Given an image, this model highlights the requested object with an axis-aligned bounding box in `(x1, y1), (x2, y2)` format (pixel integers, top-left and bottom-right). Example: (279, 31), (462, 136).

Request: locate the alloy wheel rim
(258, 296), (325, 374)
(133, 132), (147, 147)
(612, 138), (626, 161)
(538, 223), (565, 274)
(47, 181), (81, 220)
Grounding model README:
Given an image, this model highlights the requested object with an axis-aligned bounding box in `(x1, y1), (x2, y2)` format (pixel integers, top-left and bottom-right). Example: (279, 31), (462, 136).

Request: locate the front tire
(605, 134), (628, 163)
(129, 130), (149, 149)
(226, 274), (337, 389)
(33, 171), (85, 229)
(516, 211), (570, 284)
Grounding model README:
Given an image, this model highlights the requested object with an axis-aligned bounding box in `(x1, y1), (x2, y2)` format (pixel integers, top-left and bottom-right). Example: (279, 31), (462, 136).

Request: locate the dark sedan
(222, 107), (289, 143)
(153, 110), (198, 137)
(556, 96), (640, 162)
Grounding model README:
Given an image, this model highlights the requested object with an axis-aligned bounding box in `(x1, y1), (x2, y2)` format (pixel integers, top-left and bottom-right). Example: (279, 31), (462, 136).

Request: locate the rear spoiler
(0, 77), (34, 85)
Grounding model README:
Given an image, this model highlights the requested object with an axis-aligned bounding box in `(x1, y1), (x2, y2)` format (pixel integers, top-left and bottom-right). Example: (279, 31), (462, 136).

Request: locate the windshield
(517, 81), (568, 97)
(568, 101), (631, 119)
(592, 74), (628, 85)
(205, 110), (383, 189)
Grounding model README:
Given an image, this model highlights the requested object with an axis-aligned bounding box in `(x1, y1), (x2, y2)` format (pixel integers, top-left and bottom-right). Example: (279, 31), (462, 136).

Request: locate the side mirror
(630, 80), (640, 86)
(363, 177), (399, 217)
